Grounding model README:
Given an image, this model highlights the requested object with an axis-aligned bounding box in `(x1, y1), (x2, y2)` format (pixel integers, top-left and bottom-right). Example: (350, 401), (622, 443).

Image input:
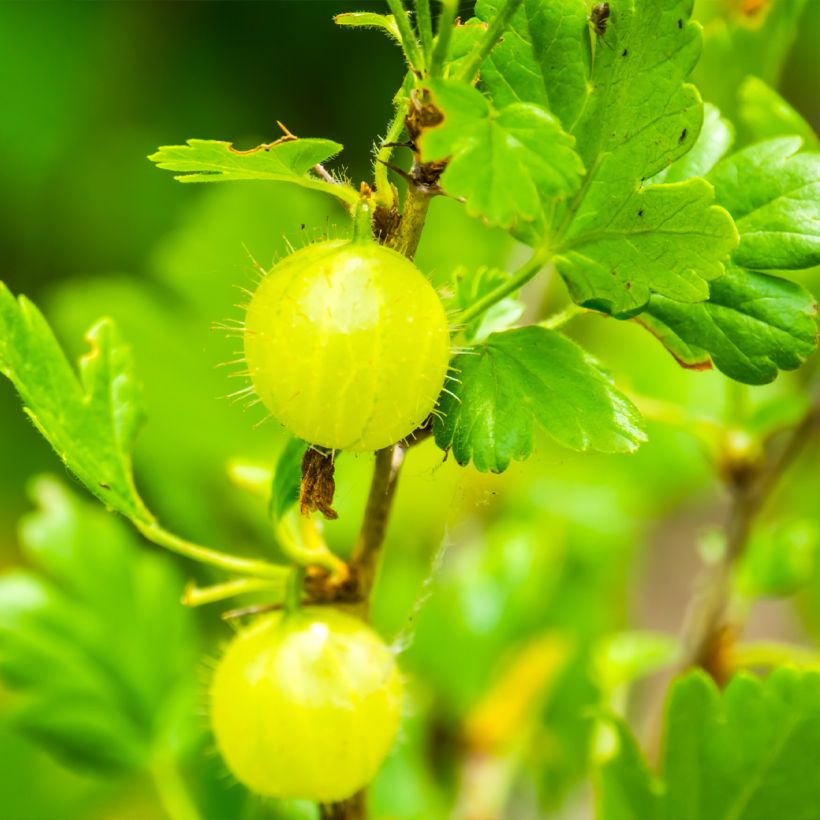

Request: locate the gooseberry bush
(1, 1), (820, 818)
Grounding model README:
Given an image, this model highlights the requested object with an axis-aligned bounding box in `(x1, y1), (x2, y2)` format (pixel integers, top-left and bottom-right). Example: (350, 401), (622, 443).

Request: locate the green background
(1, 2), (819, 818)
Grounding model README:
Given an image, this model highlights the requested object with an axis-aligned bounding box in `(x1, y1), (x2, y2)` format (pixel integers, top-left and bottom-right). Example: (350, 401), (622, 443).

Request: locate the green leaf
(433, 326), (646, 472)
(738, 77), (818, 148)
(597, 720), (660, 820)
(0, 478), (199, 774)
(637, 266), (818, 384)
(449, 265), (525, 343)
(708, 137), (820, 271)
(148, 137), (358, 205)
(556, 178), (737, 316)
(0, 285), (149, 521)
(652, 103), (734, 184)
(419, 78), (584, 230)
(663, 669), (820, 820)
(269, 436), (308, 524)
(477, 0), (738, 315)
(599, 668), (820, 820)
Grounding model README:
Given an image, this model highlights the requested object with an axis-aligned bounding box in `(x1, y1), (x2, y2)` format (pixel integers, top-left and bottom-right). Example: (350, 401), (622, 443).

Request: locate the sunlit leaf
(434, 326), (646, 472)
(0, 285), (149, 521)
(149, 137), (358, 205)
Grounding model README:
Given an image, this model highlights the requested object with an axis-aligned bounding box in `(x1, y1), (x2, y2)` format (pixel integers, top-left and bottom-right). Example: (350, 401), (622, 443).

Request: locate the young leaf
(708, 136), (820, 271)
(599, 668), (820, 820)
(637, 266), (818, 384)
(0, 478), (199, 774)
(738, 77), (818, 148)
(476, 0), (737, 315)
(434, 326), (646, 472)
(333, 11), (402, 45)
(0, 285), (149, 522)
(149, 137), (358, 206)
(419, 78), (584, 230)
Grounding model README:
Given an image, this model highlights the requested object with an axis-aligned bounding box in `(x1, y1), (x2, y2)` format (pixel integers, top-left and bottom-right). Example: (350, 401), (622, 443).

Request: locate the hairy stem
(456, 0), (524, 82)
(415, 0), (434, 61)
(682, 391), (820, 682)
(374, 97), (410, 207)
(539, 302), (584, 330)
(386, 0), (424, 71)
(428, 0), (457, 77)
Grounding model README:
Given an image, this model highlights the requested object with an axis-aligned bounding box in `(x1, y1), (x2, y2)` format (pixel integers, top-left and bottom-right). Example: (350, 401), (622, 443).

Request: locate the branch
(682, 388), (820, 683)
(350, 445), (406, 618)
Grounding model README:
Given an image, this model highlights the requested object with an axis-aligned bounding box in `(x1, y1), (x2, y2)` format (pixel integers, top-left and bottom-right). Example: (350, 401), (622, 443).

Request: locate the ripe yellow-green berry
(244, 238), (450, 451)
(209, 608), (403, 802)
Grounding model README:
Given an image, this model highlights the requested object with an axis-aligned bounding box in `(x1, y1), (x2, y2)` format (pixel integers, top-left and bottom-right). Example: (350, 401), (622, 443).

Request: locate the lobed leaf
(0, 478), (199, 773)
(599, 668), (820, 820)
(478, 0), (738, 315)
(149, 137), (358, 205)
(708, 136), (820, 271)
(0, 284), (148, 521)
(637, 266), (818, 384)
(420, 79), (584, 230)
(434, 326), (646, 472)
(556, 178), (736, 316)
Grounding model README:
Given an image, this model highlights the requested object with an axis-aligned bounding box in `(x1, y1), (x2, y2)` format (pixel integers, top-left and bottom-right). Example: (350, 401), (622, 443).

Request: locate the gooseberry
(209, 607), (403, 802)
(243, 238), (450, 451)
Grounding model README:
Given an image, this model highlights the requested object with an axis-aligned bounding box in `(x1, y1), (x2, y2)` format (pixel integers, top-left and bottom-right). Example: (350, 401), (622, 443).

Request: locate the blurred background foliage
(0, 2), (819, 819)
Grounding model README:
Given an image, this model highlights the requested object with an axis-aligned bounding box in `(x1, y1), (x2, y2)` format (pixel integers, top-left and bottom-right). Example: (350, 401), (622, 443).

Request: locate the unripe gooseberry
(243, 238), (450, 451)
(209, 607), (403, 803)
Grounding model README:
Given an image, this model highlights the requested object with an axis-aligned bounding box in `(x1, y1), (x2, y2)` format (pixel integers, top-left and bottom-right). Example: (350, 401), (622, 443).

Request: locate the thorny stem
(456, 0), (525, 82)
(682, 390), (820, 683)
